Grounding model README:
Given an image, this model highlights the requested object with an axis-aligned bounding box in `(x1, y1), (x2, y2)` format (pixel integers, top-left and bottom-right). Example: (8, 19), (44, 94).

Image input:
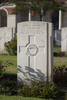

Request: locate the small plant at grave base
(53, 66), (67, 86)
(18, 81), (65, 99)
(4, 38), (17, 55)
(0, 61), (7, 77)
(0, 60), (14, 78)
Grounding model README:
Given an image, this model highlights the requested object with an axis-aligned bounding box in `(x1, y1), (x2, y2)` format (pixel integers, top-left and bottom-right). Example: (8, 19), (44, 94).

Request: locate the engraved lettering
(20, 25), (44, 34)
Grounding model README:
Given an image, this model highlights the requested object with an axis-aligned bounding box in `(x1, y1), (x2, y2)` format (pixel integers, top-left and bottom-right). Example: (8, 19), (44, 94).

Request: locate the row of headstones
(0, 21), (67, 84)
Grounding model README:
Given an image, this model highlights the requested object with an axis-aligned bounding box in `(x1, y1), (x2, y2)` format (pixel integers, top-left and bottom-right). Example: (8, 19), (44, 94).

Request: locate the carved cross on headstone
(4, 33), (11, 43)
(0, 33), (10, 42)
(19, 35), (45, 68)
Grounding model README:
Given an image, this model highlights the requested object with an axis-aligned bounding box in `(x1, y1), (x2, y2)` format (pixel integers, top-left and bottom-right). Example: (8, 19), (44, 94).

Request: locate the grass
(0, 95), (66, 100)
(0, 95), (55, 100)
(0, 55), (17, 74)
(53, 46), (67, 68)
(53, 46), (61, 52)
(54, 57), (67, 68)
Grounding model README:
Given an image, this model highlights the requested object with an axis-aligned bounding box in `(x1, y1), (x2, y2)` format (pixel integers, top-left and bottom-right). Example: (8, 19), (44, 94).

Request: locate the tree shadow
(17, 65), (47, 84)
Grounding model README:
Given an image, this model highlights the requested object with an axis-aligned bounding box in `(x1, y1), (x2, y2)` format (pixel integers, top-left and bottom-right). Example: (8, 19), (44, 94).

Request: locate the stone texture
(61, 27), (67, 52)
(17, 21), (53, 85)
(0, 27), (13, 53)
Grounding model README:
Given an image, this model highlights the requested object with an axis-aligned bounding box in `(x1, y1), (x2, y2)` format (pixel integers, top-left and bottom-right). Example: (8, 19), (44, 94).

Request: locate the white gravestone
(0, 27), (13, 53)
(61, 28), (67, 52)
(17, 21), (53, 84)
(55, 30), (61, 46)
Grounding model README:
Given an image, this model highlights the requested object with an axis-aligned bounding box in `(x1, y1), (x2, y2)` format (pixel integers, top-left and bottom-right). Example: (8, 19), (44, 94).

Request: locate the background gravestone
(55, 30), (61, 46)
(17, 21), (53, 84)
(0, 27), (13, 53)
(61, 27), (67, 52)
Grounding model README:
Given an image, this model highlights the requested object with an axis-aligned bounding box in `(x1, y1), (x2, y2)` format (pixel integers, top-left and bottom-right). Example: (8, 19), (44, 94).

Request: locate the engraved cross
(19, 35), (45, 68)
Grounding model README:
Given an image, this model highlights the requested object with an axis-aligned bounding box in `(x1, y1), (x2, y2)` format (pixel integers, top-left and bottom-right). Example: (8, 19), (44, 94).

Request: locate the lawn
(0, 95), (54, 100)
(53, 46), (61, 52)
(54, 57), (67, 68)
(53, 46), (67, 68)
(0, 55), (17, 74)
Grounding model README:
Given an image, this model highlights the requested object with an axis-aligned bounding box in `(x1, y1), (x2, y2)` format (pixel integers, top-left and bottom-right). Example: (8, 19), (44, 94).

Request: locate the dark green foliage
(12, 0), (64, 20)
(4, 38), (17, 55)
(54, 52), (65, 57)
(54, 66), (67, 86)
(0, 60), (14, 77)
(12, 0), (64, 13)
(0, 0), (5, 4)
(18, 81), (65, 99)
(0, 61), (6, 77)
(0, 80), (17, 95)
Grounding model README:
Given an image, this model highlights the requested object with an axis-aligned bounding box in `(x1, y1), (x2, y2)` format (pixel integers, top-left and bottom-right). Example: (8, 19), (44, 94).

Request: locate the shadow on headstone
(17, 65), (46, 85)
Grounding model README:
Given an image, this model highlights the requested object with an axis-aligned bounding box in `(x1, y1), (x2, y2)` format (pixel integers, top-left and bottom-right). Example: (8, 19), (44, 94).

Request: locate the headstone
(61, 27), (67, 52)
(0, 14), (1, 27)
(0, 27), (13, 53)
(55, 30), (61, 46)
(17, 21), (53, 85)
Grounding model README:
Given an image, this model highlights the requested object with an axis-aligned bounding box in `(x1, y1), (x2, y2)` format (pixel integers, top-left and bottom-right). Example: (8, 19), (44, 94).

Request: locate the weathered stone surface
(17, 21), (53, 85)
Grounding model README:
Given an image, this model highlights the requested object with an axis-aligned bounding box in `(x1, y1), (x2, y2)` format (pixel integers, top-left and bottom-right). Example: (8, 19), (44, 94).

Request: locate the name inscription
(20, 25), (44, 34)
(20, 25), (41, 29)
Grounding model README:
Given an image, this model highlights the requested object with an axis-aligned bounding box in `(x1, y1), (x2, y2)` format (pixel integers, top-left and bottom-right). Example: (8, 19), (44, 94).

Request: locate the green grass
(0, 95), (66, 100)
(54, 57), (67, 68)
(53, 46), (67, 68)
(53, 46), (61, 52)
(0, 95), (53, 100)
(0, 55), (17, 74)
